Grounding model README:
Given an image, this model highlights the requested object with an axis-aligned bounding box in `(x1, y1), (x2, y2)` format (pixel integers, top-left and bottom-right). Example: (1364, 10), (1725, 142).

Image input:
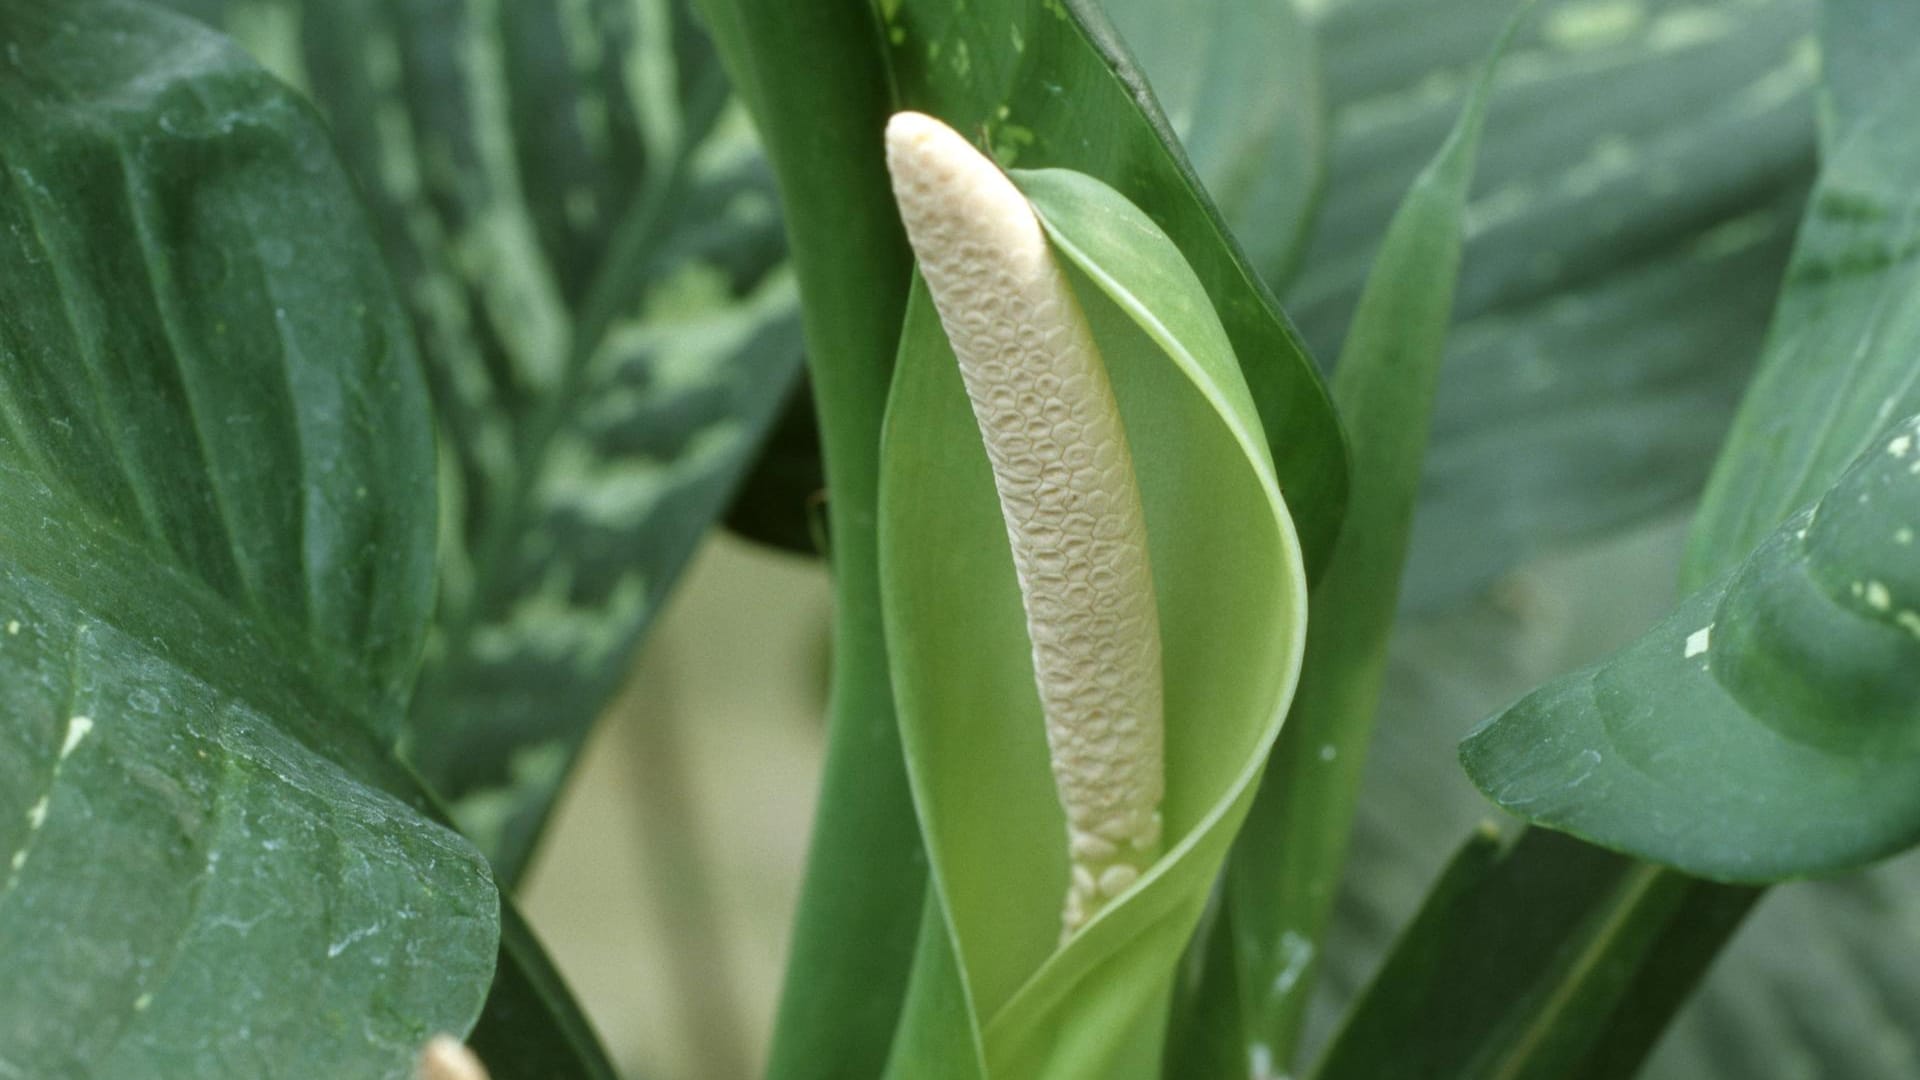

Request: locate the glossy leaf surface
(0, 3), (495, 1074)
(879, 169), (1308, 1078)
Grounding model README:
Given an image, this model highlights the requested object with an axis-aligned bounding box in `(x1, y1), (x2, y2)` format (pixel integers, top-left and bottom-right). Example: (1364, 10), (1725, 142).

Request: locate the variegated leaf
(1293, 0), (1817, 609)
(168, 0), (805, 882)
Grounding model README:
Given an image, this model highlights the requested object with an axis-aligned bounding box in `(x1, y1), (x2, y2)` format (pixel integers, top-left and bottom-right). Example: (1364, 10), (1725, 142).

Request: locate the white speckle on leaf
(1898, 611), (1920, 640)
(327, 923), (382, 958)
(58, 716), (92, 760)
(1897, 527), (1914, 545)
(1891, 433), (1914, 458)
(25, 797), (47, 830)
(1319, 744), (1337, 762)
(5, 620), (18, 636)
(1867, 581), (1892, 611)
(133, 993), (152, 1012)
(1684, 624), (1713, 659)
(1272, 930), (1315, 998)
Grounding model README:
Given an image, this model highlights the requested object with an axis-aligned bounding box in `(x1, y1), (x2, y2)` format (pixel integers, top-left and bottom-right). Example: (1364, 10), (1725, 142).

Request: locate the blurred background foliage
(155, 0), (1920, 1076)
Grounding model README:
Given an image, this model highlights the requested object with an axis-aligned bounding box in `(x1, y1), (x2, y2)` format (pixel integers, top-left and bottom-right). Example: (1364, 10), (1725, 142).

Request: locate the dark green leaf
(879, 0), (1350, 577)
(166, 0), (808, 885)
(1302, 520), (1761, 1080)
(1325, 4), (1920, 1076)
(1462, 0), (1920, 877)
(0, 2), (494, 1074)
(1299, 516), (1920, 1080)
(1464, 411), (1920, 879)
(1296, 0), (1817, 608)
(1682, 3), (1920, 584)
(1315, 828), (1754, 1080)
(1100, 0), (1326, 282)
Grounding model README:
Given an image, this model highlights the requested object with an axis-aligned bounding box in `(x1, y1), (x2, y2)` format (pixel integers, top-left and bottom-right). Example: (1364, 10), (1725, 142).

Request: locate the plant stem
(691, 3), (923, 1078)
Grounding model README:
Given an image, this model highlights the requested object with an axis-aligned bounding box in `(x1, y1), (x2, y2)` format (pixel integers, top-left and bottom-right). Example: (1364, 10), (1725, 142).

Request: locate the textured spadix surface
(877, 129), (1309, 1076)
(885, 112), (1164, 934)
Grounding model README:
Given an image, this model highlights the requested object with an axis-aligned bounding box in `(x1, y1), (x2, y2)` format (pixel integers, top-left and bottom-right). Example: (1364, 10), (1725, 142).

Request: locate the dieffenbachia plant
(0, 1), (498, 1073)
(877, 113), (1309, 1077)
(1462, 0), (1920, 880)
(150, 0), (805, 887)
(1316, 3), (1920, 1075)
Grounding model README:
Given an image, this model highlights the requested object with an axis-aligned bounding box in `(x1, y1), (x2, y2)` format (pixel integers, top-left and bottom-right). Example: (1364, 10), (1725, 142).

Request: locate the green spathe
(879, 161), (1307, 1077)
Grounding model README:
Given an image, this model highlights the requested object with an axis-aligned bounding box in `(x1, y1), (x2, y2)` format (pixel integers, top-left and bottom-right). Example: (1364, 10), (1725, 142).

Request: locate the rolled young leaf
(877, 126), (1308, 1076)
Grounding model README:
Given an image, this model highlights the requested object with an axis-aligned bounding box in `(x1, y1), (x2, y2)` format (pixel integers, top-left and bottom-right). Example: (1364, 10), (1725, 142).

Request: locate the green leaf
(879, 0), (1349, 578)
(1294, 0), (1818, 609)
(1324, 4), (1920, 1075)
(164, 0), (809, 884)
(1290, 517), (1920, 1080)
(1212, 8), (1520, 1070)
(0, 1), (495, 1074)
(1302, 520), (1766, 1080)
(1463, 0), (1920, 880)
(1645, 849), (1920, 1080)
(1100, 0), (1327, 282)
(1314, 828), (1755, 1080)
(1682, 2), (1920, 584)
(1463, 411), (1920, 879)
(879, 169), (1308, 1078)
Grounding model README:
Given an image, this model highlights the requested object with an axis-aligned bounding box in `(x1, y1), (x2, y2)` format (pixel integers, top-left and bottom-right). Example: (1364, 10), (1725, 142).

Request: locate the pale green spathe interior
(878, 165), (1308, 1077)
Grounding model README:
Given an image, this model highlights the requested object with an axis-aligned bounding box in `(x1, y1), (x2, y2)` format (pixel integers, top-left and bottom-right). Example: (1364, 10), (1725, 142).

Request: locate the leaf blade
(0, 3), (496, 1073)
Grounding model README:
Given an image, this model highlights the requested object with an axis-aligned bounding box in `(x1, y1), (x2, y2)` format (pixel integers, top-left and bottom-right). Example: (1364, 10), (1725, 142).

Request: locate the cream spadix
(884, 111), (1165, 936)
